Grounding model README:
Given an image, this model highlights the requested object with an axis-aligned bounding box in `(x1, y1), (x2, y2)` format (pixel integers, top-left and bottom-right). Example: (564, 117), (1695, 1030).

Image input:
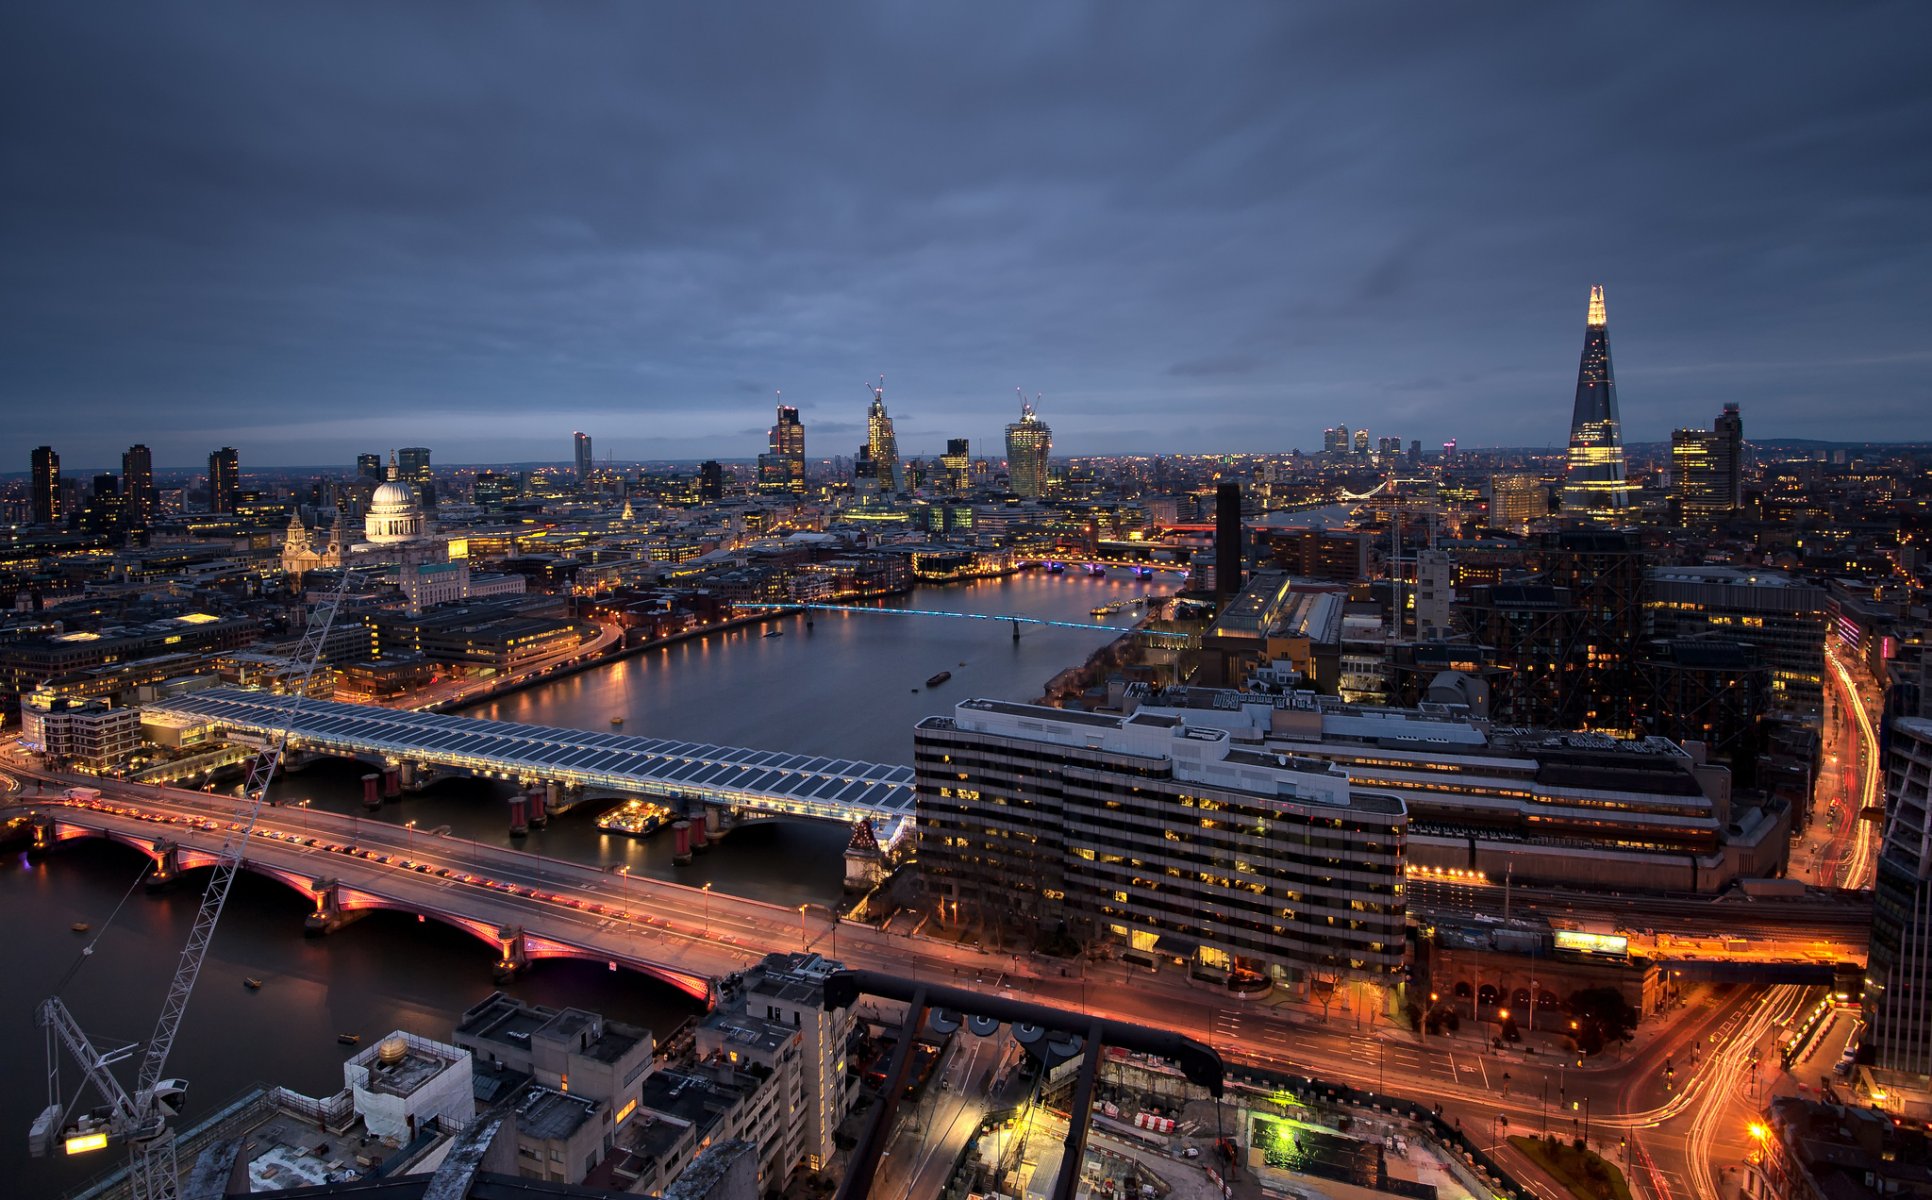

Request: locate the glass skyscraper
(1560, 286), (1631, 522)
(1004, 397), (1051, 499)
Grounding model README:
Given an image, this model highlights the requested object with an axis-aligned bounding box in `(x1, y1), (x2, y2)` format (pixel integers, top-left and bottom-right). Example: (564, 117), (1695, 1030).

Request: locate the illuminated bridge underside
(147, 688), (914, 824)
(47, 817), (712, 1000)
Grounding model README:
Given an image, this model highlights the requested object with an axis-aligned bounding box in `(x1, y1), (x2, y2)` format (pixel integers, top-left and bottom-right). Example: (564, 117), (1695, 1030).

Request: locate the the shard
(1560, 285), (1632, 522)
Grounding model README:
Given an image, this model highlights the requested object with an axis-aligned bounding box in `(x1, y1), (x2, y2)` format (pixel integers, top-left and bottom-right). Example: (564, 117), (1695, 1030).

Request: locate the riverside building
(914, 697), (1408, 985)
(1123, 684), (1787, 895)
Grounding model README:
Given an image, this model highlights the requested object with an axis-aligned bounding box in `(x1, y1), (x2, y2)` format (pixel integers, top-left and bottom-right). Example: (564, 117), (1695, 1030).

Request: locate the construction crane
(29, 574), (355, 1199)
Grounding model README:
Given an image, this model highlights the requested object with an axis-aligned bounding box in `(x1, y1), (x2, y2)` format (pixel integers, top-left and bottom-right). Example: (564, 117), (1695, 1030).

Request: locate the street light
(298, 798), (311, 839)
(618, 865), (630, 914)
(702, 881), (712, 935)
(405, 819), (417, 856)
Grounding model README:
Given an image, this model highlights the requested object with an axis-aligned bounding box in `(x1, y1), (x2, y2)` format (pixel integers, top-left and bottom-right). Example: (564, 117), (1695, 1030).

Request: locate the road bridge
(754, 602), (1199, 651)
(144, 688), (916, 829)
(28, 791), (794, 1002)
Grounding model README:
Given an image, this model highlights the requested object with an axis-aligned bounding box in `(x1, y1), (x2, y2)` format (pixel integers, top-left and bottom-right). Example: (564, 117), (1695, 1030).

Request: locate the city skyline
(5, 5), (1930, 466)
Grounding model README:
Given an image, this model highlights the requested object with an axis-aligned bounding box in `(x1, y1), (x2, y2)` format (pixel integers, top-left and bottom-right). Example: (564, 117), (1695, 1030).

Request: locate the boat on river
(596, 798), (672, 838)
(926, 671), (952, 688)
(71, 922), (89, 933)
(338, 1033), (360, 1046)
(244, 977), (263, 990)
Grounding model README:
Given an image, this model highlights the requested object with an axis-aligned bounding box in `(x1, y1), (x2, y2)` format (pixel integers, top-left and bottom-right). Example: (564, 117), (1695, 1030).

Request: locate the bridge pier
(383, 766), (402, 799)
(146, 841), (183, 890)
(361, 773), (383, 810)
(303, 879), (368, 935)
(494, 926), (528, 981)
(527, 787), (548, 829)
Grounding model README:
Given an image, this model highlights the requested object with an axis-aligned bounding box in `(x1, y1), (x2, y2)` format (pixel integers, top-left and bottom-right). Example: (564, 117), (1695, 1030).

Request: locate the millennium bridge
(145, 688), (915, 832)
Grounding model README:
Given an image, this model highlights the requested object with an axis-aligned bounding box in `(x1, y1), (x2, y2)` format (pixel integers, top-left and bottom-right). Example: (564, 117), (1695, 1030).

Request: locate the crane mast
(31, 574), (354, 1199)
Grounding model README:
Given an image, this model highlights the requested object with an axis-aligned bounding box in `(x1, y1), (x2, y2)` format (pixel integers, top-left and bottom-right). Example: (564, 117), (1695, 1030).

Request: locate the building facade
(916, 697), (1409, 983)
(1868, 715), (1932, 1080)
(208, 446), (240, 514)
(31, 445), (60, 526)
(1004, 399), (1052, 499)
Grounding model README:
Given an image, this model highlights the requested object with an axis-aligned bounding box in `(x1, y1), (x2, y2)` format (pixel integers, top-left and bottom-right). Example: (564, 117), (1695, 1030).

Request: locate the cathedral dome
(370, 479), (416, 510)
(365, 454), (425, 546)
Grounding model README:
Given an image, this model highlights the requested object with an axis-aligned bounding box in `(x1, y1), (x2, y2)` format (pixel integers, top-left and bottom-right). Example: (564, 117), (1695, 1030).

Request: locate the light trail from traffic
(1826, 646), (1883, 889)
(1678, 983), (1807, 1199)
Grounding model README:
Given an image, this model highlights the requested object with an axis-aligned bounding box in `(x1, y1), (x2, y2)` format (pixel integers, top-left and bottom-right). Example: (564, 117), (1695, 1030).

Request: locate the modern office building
(939, 437), (972, 495)
(120, 444), (155, 530)
(1004, 398), (1052, 499)
(1559, 285), (1632, 522)
(357, 452), (384, 480)
(1215, 481), (1243, 597)
(1867, 713), (1932, 1080)
(1323, 425), (1350, 462)
(1461, 531), (1645, 732)
(915, 697), (1409, 982)
(398, 446), (434, 507)
(1488, 472), (1543, 534)
(208, 446), (240, 514)
(865, 384), (900, 493)
(1644, 565), (1825, 715)
(30, 445), (60, 526)
(759, 403), (806, 495)
(1670, 404), (1743, 525)
(1122, 684), (1777, 894)
(699, 459), (725, 502)
(573, 431), (594, 482)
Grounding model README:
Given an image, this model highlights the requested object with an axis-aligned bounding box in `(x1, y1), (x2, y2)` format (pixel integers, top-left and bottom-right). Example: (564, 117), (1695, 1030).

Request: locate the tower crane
(29, 573), (355, 1199)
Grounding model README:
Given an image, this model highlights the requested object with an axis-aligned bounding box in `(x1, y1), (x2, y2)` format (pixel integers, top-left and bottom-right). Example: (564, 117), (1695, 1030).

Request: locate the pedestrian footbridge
(146, 688), (916, 827)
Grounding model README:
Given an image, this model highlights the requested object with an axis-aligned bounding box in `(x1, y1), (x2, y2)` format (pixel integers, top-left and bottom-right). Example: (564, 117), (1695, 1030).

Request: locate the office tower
(1353, 429), (1370, 457)
(208, 446), (240, 514)
(1488, 472), (1542, 534)
(573, 431), (593, 482)
(699, 460), (724, 503)
(472, 471), (507, 511)
(397, 446), (433, 508)
(1215, 481), (1243, 597)
(1323, 425), (1349, 460)
(865, 382), (900, 493)
(81, 474), (125, 536)
(758, 401), (806, 495)
(357, 452), (383, 480)
(1004, 396), (1052, 499)
(915, 697), (1408, 979)
(1408, 439), (1422, 467)
(1560, 285), (1632, 521)
(1713, 402), (1743, 507)
(1868, 711), (1932, 1078)
(1670, 403), (1745, 525)
(940, 438), (971, 495)
(31, 446), (60, 526)
(120, 444), (155, 530)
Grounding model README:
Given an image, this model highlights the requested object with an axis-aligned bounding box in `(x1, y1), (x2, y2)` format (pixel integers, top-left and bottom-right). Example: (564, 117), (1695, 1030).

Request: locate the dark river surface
(3, 572), (1155, 1194)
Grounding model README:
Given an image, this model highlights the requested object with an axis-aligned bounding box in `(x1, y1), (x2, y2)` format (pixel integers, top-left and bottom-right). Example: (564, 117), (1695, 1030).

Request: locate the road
(1824, 644), (1884, 890)
(11, 767), (1798, 1200)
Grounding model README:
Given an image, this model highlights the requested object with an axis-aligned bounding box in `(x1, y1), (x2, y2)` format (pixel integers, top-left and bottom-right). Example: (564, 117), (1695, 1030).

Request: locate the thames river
(2, 571), (1154, 1194)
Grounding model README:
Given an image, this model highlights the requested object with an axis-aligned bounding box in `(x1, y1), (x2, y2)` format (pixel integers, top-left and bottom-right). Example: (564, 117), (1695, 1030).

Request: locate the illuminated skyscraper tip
(1560, 284), (1631, 521)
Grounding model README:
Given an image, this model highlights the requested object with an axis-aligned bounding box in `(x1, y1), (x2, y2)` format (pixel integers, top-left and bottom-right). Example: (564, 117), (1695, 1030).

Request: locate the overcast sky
(4, 4), (1929, 469)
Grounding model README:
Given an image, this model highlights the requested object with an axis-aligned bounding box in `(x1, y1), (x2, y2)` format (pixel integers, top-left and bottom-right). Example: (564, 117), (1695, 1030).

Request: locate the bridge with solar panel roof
(144, 688), (916, 831)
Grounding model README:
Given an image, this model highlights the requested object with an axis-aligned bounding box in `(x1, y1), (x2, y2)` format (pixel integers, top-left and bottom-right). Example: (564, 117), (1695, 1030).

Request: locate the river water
(3, 572), (1151, 1194)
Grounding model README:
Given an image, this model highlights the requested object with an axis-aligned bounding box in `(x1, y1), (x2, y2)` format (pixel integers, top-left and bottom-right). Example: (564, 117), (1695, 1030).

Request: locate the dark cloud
(2, 2), (1929, 468)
